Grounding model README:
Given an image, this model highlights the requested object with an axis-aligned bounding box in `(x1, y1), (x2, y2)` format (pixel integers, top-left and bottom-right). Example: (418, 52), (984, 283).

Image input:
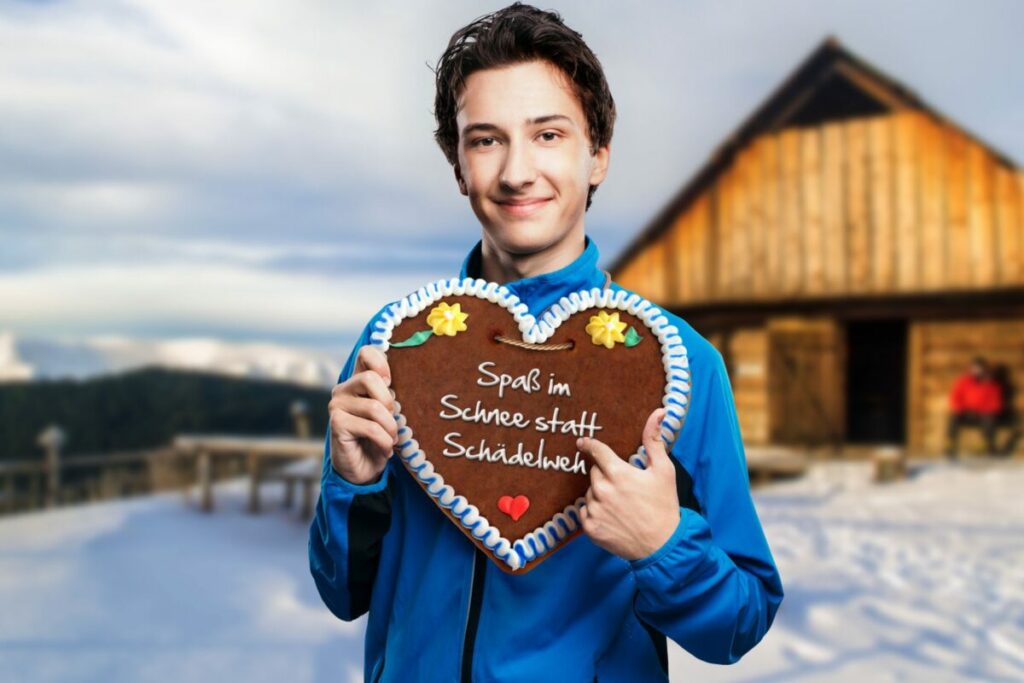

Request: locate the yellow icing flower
(426, 301), (468, 336)
(586, 310), (628, 349)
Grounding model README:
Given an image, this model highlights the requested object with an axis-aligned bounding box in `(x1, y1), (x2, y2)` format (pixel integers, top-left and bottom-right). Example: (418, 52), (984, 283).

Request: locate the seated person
(946, 356), (1004, 458)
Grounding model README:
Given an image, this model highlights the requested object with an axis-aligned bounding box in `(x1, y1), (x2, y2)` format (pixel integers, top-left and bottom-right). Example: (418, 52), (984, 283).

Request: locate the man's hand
(576, 408), (680, 561)
(327, 345), (399, 486)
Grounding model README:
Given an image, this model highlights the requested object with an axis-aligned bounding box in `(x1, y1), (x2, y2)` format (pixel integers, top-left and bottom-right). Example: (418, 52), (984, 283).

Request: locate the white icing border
(369, 277), (691, 572)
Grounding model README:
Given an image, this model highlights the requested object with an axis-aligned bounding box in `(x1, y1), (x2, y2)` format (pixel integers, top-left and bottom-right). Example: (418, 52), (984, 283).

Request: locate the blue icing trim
(535, 533), (548, 553)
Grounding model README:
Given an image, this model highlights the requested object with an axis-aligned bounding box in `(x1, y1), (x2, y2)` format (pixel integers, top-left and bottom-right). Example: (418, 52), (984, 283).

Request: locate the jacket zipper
(460, 547), (487, 682)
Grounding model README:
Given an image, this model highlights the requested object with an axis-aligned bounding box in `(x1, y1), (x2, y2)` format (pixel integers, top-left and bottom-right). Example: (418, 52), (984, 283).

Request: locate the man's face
(453, 59), (610, 255)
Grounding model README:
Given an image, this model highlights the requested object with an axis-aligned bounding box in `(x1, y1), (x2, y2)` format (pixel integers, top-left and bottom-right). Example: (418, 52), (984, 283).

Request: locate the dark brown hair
(431, 2), (616, 211)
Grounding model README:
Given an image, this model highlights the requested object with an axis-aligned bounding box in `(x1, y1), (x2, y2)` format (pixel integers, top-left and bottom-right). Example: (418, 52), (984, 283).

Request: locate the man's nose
(499, 138), (536, 191)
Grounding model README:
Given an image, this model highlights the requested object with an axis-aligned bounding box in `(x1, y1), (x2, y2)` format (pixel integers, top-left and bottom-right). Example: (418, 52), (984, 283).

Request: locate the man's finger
(333, 412), (394, 458)
(642, 407), (671, 471)
(354, 345), (392, 387)
(577, 436), (623, 477)
(340, 396), (399, 445)
(350, 370), (394, 413)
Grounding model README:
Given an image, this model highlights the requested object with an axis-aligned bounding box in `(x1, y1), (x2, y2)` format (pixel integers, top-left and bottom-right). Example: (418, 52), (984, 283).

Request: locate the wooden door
(767, 318), (846, 446)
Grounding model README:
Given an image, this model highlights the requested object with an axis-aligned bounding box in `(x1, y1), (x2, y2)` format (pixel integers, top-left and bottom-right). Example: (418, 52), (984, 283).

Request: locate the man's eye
(472, 137), (496, 147)
(539, 131), (560, 142)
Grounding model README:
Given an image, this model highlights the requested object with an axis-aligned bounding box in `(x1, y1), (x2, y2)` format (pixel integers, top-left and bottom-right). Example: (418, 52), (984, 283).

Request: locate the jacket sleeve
(627, 346), (784, 664)
(982, 381), (1003, 416)
(308, 313), (396, 622)
(949, 375), (969, 413)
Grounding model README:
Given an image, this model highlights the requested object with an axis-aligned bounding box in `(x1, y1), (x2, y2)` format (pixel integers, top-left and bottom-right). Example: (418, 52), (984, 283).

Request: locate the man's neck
(479, 229), (586, 285)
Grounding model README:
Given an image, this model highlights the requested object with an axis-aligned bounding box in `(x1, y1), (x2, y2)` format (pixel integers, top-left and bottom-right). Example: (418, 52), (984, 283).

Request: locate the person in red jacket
(946, 356), (1004, 458)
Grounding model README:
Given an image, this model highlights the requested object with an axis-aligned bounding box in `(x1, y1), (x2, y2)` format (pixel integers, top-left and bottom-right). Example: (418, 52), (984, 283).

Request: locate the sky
(2, 0), (1022, 353)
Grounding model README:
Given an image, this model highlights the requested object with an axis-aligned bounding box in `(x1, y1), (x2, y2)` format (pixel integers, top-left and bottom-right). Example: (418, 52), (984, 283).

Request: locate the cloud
(0, 0), (1020, 345)
(0, 0), (462, 239)
(0, 260), (443, 340)
(0, 179), (180, 230)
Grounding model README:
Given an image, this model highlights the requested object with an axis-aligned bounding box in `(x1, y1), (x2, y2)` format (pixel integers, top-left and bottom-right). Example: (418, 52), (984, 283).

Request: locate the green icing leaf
(624, 326), (643, 347)
(390, 328), (434, 348)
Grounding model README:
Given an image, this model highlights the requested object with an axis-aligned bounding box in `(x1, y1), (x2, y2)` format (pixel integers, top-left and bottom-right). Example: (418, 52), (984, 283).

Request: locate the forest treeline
(0, 367), (332, 461)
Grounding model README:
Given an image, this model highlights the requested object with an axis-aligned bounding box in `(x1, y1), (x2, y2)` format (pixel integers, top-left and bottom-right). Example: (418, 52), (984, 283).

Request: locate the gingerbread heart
(372, 277), (690, 574)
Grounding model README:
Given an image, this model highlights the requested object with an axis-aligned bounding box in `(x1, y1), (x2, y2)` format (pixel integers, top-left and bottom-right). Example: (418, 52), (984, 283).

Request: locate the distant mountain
(0, 331), (344, 387)
(0, 367), (332, 461)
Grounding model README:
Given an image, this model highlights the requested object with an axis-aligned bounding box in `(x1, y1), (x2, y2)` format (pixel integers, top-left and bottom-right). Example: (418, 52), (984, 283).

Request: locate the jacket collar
(458, 234), (607, 316)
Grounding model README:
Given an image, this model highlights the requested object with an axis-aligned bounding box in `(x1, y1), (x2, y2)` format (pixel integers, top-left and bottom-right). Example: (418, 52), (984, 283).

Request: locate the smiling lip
(496, 197), (552, 217)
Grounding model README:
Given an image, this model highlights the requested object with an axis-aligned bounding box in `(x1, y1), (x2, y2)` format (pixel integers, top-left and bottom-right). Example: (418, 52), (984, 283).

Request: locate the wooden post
(37, 425), (65, 509)
(291, 400), (311, 439)
(198, 451), (213, 512)
(248, 451), (262, 514)
(1, 473), (14, 513)
(301, 478), (314, 520)
(179, 448), (194, 505)
(283, 478), (295, 509)
(28, 470), (40, 509)
(872, 446), (906, 483)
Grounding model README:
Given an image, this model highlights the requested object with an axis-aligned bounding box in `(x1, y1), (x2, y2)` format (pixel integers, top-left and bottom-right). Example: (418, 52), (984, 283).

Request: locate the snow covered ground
(677, 458), (1024, 682)
(0, 458), (1021, 682)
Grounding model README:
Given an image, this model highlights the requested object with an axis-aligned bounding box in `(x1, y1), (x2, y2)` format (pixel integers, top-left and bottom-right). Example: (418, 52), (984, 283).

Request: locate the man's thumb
(642, 407), (670, 470)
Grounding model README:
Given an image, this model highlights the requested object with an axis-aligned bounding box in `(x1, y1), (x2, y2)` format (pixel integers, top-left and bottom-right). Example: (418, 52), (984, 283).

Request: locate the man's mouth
(495, 197), (552, 217)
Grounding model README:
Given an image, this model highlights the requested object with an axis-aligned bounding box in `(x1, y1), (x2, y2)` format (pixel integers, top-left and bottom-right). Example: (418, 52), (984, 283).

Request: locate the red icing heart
(497, 494), (530, 522)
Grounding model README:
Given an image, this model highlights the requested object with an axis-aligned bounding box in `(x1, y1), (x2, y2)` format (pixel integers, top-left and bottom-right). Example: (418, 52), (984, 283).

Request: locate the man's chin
(485, 226), (559, 256)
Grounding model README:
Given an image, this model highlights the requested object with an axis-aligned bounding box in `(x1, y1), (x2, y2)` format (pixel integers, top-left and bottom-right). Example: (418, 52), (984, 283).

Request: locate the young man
(310, 4), (783, 681)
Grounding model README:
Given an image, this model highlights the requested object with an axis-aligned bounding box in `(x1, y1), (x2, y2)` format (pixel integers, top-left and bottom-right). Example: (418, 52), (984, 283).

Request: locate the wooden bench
(268, 458), (321, 519)
(955, 417), (1022, 457)
(173, 435), (322, 514)
(745, 446), (809, 485)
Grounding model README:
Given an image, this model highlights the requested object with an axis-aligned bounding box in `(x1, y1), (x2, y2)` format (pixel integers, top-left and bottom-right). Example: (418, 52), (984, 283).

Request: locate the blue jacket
(309, 235), (784, 682)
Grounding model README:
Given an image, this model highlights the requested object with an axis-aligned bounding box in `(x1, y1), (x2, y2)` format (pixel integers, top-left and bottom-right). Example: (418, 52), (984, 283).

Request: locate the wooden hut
(609, 37), (1023, 456)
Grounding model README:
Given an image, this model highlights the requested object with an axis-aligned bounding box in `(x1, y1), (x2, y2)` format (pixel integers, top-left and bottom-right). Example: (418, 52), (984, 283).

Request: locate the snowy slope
(672, 459), (1024, 681)
(0, 480), (366, 683)
(0, 459), (1021, 682)
(0, 331), (345, 387)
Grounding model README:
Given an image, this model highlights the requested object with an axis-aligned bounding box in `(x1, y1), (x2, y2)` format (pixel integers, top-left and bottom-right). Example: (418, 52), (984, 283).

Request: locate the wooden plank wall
(615, 110), (1024, 304)
(724, 328), (769, 444)
(908, 318), (1024, 455)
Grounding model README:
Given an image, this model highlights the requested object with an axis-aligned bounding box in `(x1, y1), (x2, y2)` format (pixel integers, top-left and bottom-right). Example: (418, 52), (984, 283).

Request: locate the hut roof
(608, 35), (1020, 275)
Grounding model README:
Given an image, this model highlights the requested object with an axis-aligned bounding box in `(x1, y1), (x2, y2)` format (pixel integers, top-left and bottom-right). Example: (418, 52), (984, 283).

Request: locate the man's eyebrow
(461, 114), (574, 138)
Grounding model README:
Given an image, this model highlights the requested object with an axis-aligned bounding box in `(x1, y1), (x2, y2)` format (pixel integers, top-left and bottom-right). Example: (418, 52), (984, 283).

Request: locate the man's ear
(588, 143), (611, 187)
(454, 163), (468, 196)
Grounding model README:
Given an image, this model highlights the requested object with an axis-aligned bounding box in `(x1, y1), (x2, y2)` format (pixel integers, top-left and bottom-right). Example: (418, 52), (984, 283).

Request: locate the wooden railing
(0, 435), (323, 518)
(0, 447), (193, 514)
